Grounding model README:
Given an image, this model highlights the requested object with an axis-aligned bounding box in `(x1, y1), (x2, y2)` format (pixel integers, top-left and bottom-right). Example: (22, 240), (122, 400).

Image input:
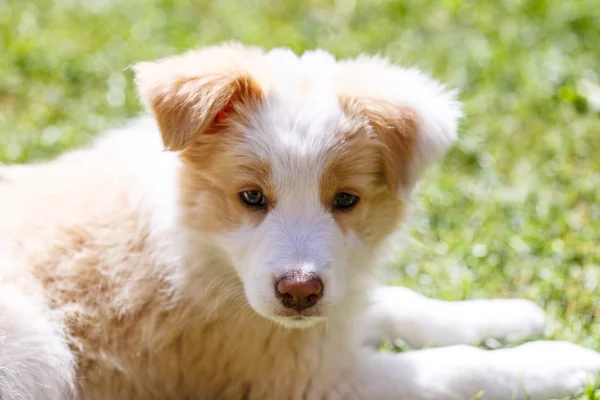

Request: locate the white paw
(464, 298), (547, 343)
(494, 340), (600, 399)
(363, 287), (549, 349)
(407, 298), (547, 348)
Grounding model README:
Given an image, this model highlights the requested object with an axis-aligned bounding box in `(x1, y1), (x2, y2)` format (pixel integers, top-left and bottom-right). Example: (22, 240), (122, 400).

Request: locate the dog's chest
(75, 305), (347, 400)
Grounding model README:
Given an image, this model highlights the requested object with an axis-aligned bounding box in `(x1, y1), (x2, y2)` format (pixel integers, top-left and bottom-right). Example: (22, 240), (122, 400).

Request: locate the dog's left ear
(338, 57), (462, 199)
(133, 43), (265, 151)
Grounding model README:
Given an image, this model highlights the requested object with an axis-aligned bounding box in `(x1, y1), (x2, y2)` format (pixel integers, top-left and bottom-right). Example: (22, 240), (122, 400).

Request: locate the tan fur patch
(340, 97), (419, 197)
(319, 122), (405, 248)
(176, 104), (275, 232)
(148, 73), (263, 151)
(178, 138), (274, 233)
(134, 43), (268, 151)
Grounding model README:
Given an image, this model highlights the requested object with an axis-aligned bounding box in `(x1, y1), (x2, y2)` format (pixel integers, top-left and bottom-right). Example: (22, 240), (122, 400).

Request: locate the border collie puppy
(0, 43), (598, 400)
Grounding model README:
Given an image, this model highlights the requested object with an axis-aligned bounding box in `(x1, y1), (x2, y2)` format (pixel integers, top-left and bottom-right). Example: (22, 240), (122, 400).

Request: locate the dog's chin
(247, 294), (331, 329)
(268, 315), (327, 329)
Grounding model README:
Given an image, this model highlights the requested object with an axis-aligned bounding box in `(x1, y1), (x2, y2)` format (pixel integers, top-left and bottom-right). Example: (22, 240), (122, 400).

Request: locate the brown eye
(333, 192), (359, 210)
(240, 190), (266, 208)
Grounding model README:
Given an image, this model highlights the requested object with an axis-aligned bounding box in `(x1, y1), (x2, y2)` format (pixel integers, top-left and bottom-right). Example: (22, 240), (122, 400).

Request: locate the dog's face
(134, 43), (460, 328)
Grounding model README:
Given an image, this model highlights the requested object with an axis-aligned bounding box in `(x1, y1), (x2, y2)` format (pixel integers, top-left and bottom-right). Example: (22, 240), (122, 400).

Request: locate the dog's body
(0, 44), (598, 400)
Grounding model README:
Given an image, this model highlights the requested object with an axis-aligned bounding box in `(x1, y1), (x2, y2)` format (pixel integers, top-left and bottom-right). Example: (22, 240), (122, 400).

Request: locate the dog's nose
(275, 272), (323, 312)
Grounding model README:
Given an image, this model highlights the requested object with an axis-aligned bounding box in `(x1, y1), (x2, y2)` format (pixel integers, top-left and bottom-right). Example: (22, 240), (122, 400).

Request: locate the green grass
(1, 0), (599, 398)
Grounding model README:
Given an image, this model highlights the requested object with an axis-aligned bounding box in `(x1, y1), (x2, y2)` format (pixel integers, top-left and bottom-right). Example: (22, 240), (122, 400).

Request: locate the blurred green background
(1, 0), (599, 397)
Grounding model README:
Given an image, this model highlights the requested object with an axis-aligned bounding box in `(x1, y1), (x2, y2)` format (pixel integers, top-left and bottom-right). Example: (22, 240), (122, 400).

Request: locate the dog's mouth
(273, 305), (324, 319)
(263, 304), (327, 328)
(269, 314), (327, 329)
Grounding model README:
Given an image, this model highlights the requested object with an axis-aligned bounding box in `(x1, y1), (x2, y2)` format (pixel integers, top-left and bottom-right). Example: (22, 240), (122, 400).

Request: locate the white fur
(0, 284), (75, 400)
(362, 286), (547, 349)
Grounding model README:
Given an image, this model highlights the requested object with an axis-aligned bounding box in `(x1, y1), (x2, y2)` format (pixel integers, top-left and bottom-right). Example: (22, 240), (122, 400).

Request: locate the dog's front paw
(363, 287), (549, 349)
(494, 340), (600, 399)
(403, 297), (548, 348)
(462, 298), (547, 344)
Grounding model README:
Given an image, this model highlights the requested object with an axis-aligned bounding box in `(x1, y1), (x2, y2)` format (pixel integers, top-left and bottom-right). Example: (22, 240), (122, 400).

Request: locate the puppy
(0, 42), (598, 400)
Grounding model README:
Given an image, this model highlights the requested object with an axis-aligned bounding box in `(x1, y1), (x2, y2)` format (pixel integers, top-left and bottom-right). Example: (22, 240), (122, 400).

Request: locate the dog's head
(134, 43), (461, 328)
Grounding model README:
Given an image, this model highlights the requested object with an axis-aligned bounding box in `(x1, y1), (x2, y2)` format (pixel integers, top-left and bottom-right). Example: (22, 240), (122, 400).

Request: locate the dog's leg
(347, 341), (600, 400)
(362, 286), (546, 349)
(0, 284), (76, 400)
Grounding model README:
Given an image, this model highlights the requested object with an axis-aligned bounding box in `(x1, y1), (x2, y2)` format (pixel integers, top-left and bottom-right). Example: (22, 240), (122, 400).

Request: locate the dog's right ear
(133, 43), (265, 151)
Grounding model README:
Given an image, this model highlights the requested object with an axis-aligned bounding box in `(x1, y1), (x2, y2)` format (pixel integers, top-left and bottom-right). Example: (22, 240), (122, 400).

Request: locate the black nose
(275, 271), (324, 312)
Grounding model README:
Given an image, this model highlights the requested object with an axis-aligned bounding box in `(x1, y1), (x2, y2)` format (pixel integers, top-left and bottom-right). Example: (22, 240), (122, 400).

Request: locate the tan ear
(342, 98), (420, 196)
(338, 56), (462, 198)
(133, 43), (265, 150)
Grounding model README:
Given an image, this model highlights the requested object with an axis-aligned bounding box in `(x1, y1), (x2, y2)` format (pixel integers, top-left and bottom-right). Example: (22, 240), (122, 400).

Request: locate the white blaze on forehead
(251, 98), (345, 204)
(240, 81), (347, 205)
(236, 47), (350, 198)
